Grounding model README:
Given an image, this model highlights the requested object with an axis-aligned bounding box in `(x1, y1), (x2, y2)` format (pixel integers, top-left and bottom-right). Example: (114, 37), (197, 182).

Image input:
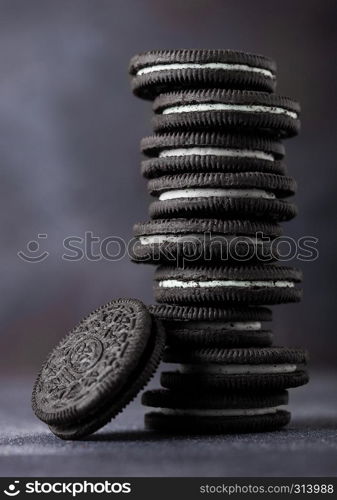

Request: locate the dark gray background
(0, 0), (336, 374)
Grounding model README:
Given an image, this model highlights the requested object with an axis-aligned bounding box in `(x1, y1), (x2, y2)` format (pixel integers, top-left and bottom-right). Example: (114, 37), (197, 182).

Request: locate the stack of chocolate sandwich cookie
(129, 49), (309, 433)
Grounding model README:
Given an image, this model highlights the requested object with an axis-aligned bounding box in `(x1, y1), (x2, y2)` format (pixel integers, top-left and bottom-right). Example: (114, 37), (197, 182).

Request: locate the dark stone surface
(0, 372), (336, 477)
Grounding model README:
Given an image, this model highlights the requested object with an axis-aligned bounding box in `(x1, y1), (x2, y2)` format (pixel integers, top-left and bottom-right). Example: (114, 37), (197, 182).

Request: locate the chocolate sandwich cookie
(149, 304), (272, 322)
(162, 320), (272, 348)
(141, 132), (285, 161)
(153, 90), (300, 138)
(148, 172), (297, 222)
(32, 298), (165, 440)
(154, 264), (302, 305)
(142, 154), (287, 180)
(151, 303), (273, 348)
(129, 49), (276, 99)
(148, 172), (296, 197)
(142, 389), (290, 433)
(161, 346), (309, 391)
(131, 218), (283, 265)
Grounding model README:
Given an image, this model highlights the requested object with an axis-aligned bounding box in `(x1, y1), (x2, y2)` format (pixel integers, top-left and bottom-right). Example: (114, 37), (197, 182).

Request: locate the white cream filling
(160, 407), (280, 417)
(179, 363), (297, 375)
(178, 321), (262, 331)
(139, 234), (199, 245)
(158, 188), (276, 201)
(138, 234), (264, 245)
(158, 279), (294, 289)
(136, 62), (275, 79)
(159, 148), (274, 161)
(162, 103), (297, 119)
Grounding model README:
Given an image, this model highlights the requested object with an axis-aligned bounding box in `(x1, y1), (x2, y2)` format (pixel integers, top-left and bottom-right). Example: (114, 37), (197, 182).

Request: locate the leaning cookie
(148, 172), (297, 222)
(153, 90), (300, 138)
(161, 346), (309, 391)
(129, 49), (276, 99)
(142, 389), (289, 433)
(154, 264), (302, 305)
(131, 218), (283, 265)
(32, 299), (165, 440)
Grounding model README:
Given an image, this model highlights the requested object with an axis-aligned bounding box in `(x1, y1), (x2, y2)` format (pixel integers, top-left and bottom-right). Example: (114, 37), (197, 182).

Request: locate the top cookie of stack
(129, 49), (277, 98)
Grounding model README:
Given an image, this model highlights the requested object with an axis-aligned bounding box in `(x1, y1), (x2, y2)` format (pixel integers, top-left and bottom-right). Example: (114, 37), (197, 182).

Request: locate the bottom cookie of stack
(143, 389), (290, 433)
